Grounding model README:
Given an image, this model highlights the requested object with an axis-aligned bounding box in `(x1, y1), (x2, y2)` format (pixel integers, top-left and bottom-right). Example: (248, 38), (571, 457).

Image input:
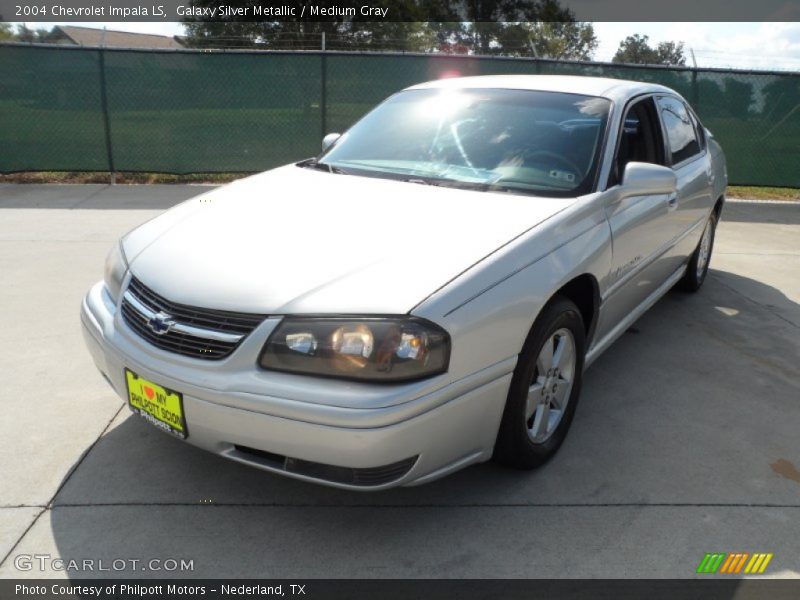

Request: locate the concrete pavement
(1, 184), (798, 578)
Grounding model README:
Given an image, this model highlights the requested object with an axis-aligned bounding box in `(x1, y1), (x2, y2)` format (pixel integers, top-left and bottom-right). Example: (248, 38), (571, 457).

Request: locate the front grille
(121, 277), (266, 360)
(232, 445), (418, 487)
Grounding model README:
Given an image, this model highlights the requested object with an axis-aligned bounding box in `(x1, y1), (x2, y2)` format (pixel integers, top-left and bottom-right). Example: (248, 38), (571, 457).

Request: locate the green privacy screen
(1, 45), (109, 171)
(2, 43), (799, 186)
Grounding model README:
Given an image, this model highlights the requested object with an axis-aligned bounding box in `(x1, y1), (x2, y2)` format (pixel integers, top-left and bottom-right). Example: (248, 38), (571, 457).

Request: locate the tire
(494, 296), (586, 469)
(678, 211), (717, 292)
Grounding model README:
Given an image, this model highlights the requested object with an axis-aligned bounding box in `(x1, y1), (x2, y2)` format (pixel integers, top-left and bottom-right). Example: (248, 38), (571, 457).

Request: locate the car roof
(407, 75), (678, 103)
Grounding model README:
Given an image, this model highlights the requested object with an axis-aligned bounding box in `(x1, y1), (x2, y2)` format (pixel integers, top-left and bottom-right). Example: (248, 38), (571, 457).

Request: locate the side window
(656, 96), (702, 165)
(609, 97), (665, 187)
(689, 109), (706, 150)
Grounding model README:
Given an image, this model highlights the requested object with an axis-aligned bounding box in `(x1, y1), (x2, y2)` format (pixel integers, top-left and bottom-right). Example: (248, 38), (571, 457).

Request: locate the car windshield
(317, 88), (611, 197)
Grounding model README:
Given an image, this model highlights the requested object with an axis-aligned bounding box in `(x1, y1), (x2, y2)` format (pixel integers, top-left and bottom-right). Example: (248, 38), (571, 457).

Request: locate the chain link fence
(2, 43), (799, 186)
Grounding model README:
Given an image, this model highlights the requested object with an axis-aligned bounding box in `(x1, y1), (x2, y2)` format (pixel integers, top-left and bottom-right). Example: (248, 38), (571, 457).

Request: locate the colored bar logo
(696, 552), (773, 574)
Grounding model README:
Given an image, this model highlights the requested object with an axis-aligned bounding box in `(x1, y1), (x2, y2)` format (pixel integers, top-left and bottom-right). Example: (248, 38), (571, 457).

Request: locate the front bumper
(80, 281), (513, 490)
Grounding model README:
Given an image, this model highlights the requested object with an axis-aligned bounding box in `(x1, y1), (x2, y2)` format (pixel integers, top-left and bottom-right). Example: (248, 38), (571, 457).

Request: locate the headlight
(259, 317), (450, 382)
(103, 242), (128, 301)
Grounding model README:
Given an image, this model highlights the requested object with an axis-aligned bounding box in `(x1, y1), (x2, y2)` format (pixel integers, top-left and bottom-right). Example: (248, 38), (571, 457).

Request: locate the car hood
(124, 165), (574, 315)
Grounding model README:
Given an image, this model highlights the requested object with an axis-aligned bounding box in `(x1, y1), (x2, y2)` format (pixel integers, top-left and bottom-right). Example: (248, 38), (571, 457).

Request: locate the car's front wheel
(494, 296), (585, 469)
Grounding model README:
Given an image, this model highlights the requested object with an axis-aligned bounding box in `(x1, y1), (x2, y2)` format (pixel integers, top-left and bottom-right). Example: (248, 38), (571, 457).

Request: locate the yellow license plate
(125, 369), (188, 439)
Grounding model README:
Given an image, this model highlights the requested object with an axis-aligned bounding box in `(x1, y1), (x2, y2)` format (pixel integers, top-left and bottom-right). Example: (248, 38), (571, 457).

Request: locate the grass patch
(727, 186), (800, 201)
(0, 171), (248, 184)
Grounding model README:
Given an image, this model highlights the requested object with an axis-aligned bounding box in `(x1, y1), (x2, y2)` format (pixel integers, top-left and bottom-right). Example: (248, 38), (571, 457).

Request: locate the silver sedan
(81, 75), (727, 489)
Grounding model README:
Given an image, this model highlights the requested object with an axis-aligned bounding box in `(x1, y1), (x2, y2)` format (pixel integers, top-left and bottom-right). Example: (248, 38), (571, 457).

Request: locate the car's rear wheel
(678, 211), (717, 292)
(494, 296), (585, 469)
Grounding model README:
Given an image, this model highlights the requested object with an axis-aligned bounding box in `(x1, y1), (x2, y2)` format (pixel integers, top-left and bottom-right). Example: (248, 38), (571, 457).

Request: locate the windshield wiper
(297, 158), (348, 175)
(403, 176), (519, 194)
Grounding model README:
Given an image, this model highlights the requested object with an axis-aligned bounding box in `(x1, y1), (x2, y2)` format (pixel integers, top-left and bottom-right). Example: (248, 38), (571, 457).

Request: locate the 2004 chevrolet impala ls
(81, 75), (727, 489)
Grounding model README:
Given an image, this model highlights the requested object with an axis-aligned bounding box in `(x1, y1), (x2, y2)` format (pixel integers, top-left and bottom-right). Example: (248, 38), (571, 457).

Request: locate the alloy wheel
(526, 328), (576, 444)
(696, 219), (713, 279)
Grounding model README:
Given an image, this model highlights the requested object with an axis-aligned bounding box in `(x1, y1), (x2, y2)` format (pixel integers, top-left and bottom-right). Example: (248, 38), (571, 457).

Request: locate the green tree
(0, 21), (15, 41)
(182, 0), (596, 58)
(655, 40), (685, 66)
(526, 22), (597, 59)
(13, 24), (52, 42)
(612, 34), (686, 66)
(416, 1), (587, 56)
(182, 0), (445, 51)
(451, 22), (595, 59)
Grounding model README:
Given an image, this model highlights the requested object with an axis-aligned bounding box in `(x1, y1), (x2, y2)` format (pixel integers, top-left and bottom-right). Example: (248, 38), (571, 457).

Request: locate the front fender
(413, 197), (611, 382)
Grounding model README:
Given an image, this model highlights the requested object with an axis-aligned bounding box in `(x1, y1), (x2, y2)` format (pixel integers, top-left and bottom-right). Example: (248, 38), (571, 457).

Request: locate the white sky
(17, 21), (800, 71)
(592, 22), (800, 70)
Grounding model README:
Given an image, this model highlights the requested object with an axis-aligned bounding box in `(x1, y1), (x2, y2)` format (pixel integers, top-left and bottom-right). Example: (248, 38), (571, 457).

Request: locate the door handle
(667, 193), (678, 211)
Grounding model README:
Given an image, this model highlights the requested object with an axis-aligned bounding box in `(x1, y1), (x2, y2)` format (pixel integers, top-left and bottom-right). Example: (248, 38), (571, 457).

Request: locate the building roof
(51, 25), (184, 49)
(410, 75), (677, 103)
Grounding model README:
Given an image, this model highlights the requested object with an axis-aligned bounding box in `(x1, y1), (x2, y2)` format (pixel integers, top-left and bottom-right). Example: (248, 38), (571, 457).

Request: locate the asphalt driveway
(0, 184), (798, 578)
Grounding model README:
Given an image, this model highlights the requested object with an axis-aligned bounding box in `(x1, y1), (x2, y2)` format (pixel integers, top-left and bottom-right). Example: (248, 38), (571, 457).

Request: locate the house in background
(45, 25), (185, 49)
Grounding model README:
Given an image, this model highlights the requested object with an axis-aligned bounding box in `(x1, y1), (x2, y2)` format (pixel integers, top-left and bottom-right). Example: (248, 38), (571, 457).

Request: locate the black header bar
(1, 0), (798, 22)
(3, 579), (800, 600)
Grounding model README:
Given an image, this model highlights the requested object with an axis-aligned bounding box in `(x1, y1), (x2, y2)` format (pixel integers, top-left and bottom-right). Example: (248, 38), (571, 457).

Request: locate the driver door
(595, 96), (678, 340)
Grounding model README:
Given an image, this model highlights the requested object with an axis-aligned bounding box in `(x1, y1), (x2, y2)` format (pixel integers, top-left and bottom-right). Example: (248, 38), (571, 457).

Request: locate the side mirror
(321, 133), (341, 152)
(620, 162), (677, 198)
